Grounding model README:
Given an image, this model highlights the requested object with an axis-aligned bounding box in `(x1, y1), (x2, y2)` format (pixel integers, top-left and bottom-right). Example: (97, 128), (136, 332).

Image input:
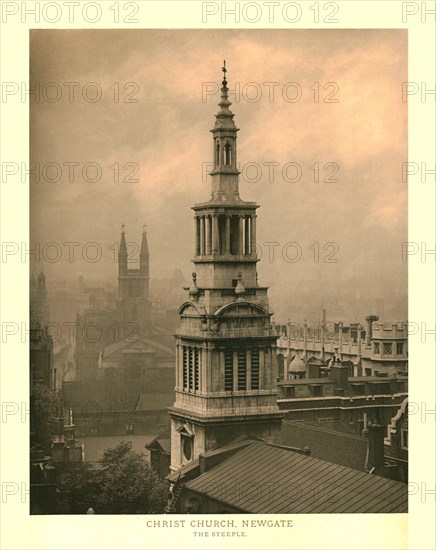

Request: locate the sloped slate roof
(184, 441), (407, 513)
(146, 437), (171, 454)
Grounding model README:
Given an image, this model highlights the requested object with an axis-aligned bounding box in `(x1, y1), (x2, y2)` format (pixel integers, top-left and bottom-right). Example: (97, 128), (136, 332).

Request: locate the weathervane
(222, 59), (227, 79)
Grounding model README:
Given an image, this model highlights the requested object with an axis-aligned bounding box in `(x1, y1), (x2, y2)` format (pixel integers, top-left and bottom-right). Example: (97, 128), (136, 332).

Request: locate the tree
(93, 442), (168, 514)
(57, 461), (101, 514)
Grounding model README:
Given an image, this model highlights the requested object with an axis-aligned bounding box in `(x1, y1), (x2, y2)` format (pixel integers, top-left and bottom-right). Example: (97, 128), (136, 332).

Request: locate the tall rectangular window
(251, 349), (260, 390)
(397, 342), (404, 355)
(224, 351), (233, 391)
(194, 348), (199, 391)
(182, 346), (188, 389)
(188, 347), (193, 390)
(237, 350), (246, 390)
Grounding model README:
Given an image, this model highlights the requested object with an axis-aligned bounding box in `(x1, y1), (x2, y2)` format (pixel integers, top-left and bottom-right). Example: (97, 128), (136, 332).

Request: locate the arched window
(225, 143), (232, 165)
(216, 141), (220, 165)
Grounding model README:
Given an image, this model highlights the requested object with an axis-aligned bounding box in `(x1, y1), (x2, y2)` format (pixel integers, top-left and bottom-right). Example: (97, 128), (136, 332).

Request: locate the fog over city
(30, 29), (407, 322)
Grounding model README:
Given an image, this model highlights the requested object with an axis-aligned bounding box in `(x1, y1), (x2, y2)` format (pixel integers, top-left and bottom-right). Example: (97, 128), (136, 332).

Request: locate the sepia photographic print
(1, 3), (435, 550)
(29, 25), (409, 511)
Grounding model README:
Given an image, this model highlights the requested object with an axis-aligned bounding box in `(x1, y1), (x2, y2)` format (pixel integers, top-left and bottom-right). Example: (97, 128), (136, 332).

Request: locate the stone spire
(140, 224), (149, 276)
(119, 224), (128, 276)
(214, 60), (236, 129)
(210, 61), (241, 202)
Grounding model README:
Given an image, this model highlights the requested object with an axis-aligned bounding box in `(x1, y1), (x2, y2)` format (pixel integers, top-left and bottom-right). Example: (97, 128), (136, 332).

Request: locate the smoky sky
(30, 29), (407, 320)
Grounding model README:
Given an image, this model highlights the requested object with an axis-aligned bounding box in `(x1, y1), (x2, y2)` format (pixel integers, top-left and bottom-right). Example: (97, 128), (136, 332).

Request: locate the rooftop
(184, 441), (407, 513)
(279, 374), (408, 387)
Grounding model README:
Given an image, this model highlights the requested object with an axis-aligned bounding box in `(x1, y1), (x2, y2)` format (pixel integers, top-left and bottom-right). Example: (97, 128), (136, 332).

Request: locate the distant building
(280, 396), (408, 484)
(74, 304), (118, 381)
(30, 326), (55, 391)
(118, 224), (151, 340)
(68, 226), (174, 424)
(75, 226), (151, 380)
(51, 407), (83, 465)
(384, 397), (408, 480)
(276, 316), (408, 379)
(66, 226), (176, 436)
(30, 270), (50, 328)
(277, 357), (408, 434)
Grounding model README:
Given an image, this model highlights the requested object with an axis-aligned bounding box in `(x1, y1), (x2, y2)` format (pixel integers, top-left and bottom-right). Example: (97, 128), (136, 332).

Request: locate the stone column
(271, 346), (278, 386)
(206, 216), (212, 255)
(201, 347), (208, 393)
(259, 349), (265, 390)
(200, 216), (205, 255)
(238, 215), (244, 256)
(197, 347), (202, 394)
(219, 350), (225, 392)
(244, 217), (250, 254)
(195, 217), (200, 256)
(263, 348), (269, 388)
(225, 216), (231, 255)
(212, 215), (219, 254)
(251, 215), (257, 257)
(175, 344), (181, 390)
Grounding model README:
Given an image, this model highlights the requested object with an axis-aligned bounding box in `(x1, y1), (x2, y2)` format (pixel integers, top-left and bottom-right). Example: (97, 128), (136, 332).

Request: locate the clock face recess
(183, 438), (192, 461)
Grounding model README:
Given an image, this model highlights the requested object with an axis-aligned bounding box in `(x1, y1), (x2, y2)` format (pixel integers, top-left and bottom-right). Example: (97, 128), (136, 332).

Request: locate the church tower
(169, 63), (283, 471)
(30, 269), (50, 328)
(118, 225), (151, 340)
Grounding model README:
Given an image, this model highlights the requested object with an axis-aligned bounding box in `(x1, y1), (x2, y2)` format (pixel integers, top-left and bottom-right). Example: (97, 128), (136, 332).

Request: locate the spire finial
(221, 60), (228, 90)
(143, 224), (146, 234)
(121, 224), (125, 233)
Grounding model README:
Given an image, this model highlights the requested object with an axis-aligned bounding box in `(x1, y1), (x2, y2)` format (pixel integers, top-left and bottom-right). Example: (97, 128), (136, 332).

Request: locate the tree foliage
(60, 442), (168, 514)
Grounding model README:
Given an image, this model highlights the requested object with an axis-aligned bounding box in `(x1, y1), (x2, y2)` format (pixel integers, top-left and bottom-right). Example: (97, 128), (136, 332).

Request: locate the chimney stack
(329, 359), (349, 390)
(365, 315), (379, 345)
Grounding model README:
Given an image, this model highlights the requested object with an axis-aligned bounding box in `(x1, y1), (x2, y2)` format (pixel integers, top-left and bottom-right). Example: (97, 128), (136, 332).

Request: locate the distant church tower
(169, 63), (283, 471)
(118, 225), (151, 340)
(30, 269), (50, 328)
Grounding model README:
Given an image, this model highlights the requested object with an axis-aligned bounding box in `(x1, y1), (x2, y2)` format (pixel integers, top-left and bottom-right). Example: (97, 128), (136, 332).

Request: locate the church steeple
(118, 224), (128, 277)
(169, 63), (282, 473)
(140, 224), (149, 277)
(117, 224), (151, 340)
